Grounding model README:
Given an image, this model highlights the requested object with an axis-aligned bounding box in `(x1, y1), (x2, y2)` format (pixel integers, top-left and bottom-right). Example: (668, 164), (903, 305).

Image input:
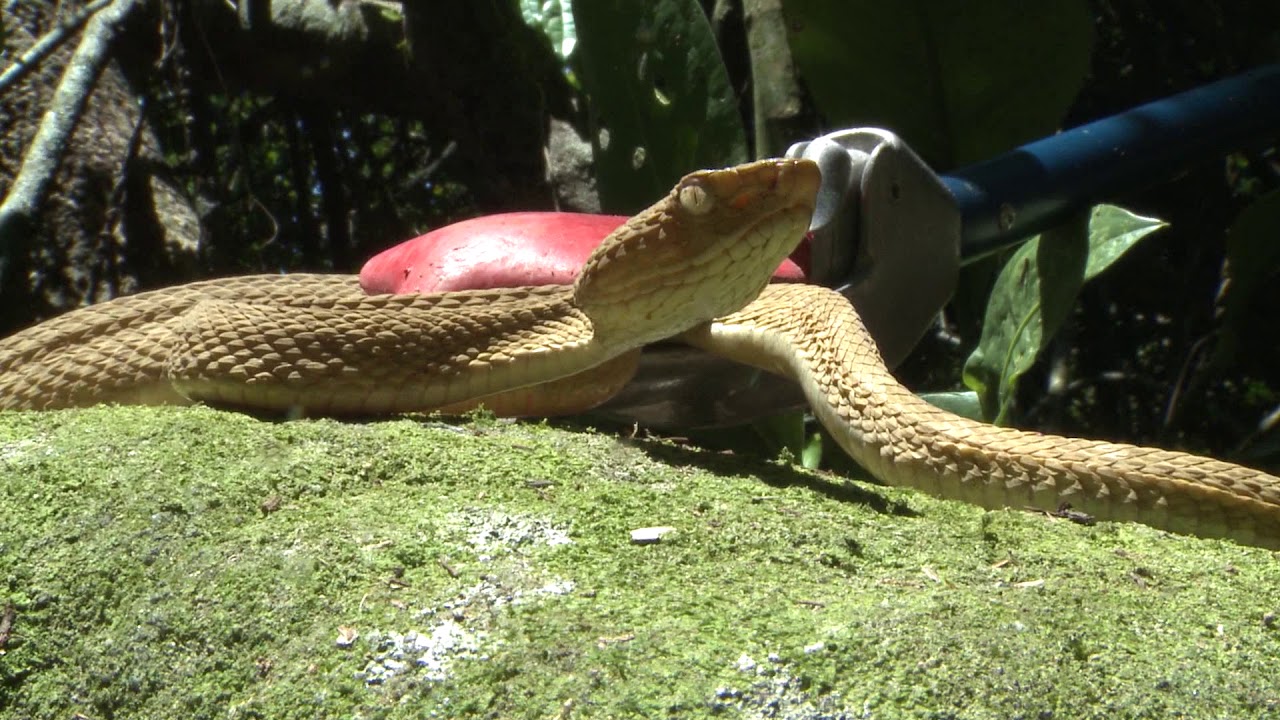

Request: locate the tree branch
(0, 0), (146, 260)
(0, 0), (113, 95)
(743, 0), (808, 156)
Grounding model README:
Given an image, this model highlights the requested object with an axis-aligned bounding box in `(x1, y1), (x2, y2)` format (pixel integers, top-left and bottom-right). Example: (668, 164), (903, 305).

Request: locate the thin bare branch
(0, 0), (145, 256)
(0, 0), (114, 95)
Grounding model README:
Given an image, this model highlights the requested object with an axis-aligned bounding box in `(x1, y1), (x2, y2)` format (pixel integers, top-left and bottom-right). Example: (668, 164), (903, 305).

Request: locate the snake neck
(685, 283), (1280, 549)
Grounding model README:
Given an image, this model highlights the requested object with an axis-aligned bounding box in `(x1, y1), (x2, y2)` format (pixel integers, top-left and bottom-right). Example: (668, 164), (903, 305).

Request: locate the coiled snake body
(1, 159), (1278, 548)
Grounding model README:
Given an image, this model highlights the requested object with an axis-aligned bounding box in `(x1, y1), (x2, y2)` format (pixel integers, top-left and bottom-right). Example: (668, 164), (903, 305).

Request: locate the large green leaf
(963, 206), (1167, 423)
(784, 0), (1091, 168)
(573, 0), (748, 212)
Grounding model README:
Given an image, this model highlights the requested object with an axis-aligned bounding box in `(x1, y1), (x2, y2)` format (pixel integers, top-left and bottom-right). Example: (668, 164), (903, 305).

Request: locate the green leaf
(752, 412), (814, 468)
(800, 431), (824, 470)
(784, 0), (1092, 168)
(375, 3), (401, 24)
(1213, 189), (1280, 366)
(573, 0), (748, 212)
(1080, 206), (1169, 281)
(919, 391), (985, 421)
(519, 0), (577, 60)
(963, 206), (1167, 423)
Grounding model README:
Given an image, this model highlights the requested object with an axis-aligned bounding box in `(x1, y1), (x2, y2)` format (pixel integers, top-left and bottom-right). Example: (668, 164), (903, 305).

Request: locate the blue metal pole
(944, 64), (1280, 261)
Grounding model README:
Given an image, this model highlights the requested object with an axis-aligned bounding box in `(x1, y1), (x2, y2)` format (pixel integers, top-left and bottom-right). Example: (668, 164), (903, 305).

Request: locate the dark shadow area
(547, 415), (918, 518)
(634, 437), (916, 517)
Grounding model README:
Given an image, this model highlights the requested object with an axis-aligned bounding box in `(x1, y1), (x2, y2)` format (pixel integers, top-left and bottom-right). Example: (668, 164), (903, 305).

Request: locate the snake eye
(678, 181), (715, 216)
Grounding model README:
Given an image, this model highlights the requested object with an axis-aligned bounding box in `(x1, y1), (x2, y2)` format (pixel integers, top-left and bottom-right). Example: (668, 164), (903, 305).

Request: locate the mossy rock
(1, 406), (1277, 718)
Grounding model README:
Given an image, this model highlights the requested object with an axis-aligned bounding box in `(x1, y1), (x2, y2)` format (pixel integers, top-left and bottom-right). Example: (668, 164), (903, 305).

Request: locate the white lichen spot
(447, 508), (573, 555)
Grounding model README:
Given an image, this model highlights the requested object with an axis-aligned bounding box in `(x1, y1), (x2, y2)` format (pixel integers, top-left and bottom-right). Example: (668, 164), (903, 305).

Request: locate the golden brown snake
(1, 158), (1277, 548)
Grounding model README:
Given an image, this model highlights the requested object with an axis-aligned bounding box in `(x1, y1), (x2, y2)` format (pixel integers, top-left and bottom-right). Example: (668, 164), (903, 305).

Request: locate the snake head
(574, 158), (821, 346)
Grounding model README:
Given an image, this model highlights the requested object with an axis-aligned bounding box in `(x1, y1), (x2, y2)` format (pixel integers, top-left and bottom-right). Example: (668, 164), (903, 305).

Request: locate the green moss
(0, 406), (1277, 718)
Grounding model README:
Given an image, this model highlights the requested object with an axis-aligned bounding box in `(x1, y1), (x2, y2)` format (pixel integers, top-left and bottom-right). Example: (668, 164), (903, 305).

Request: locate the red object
(360, 211), (809, 294)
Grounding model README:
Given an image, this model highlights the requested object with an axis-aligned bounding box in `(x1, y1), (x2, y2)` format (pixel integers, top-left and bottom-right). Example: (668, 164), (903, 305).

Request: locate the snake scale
(1, 158), (1277, 548)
